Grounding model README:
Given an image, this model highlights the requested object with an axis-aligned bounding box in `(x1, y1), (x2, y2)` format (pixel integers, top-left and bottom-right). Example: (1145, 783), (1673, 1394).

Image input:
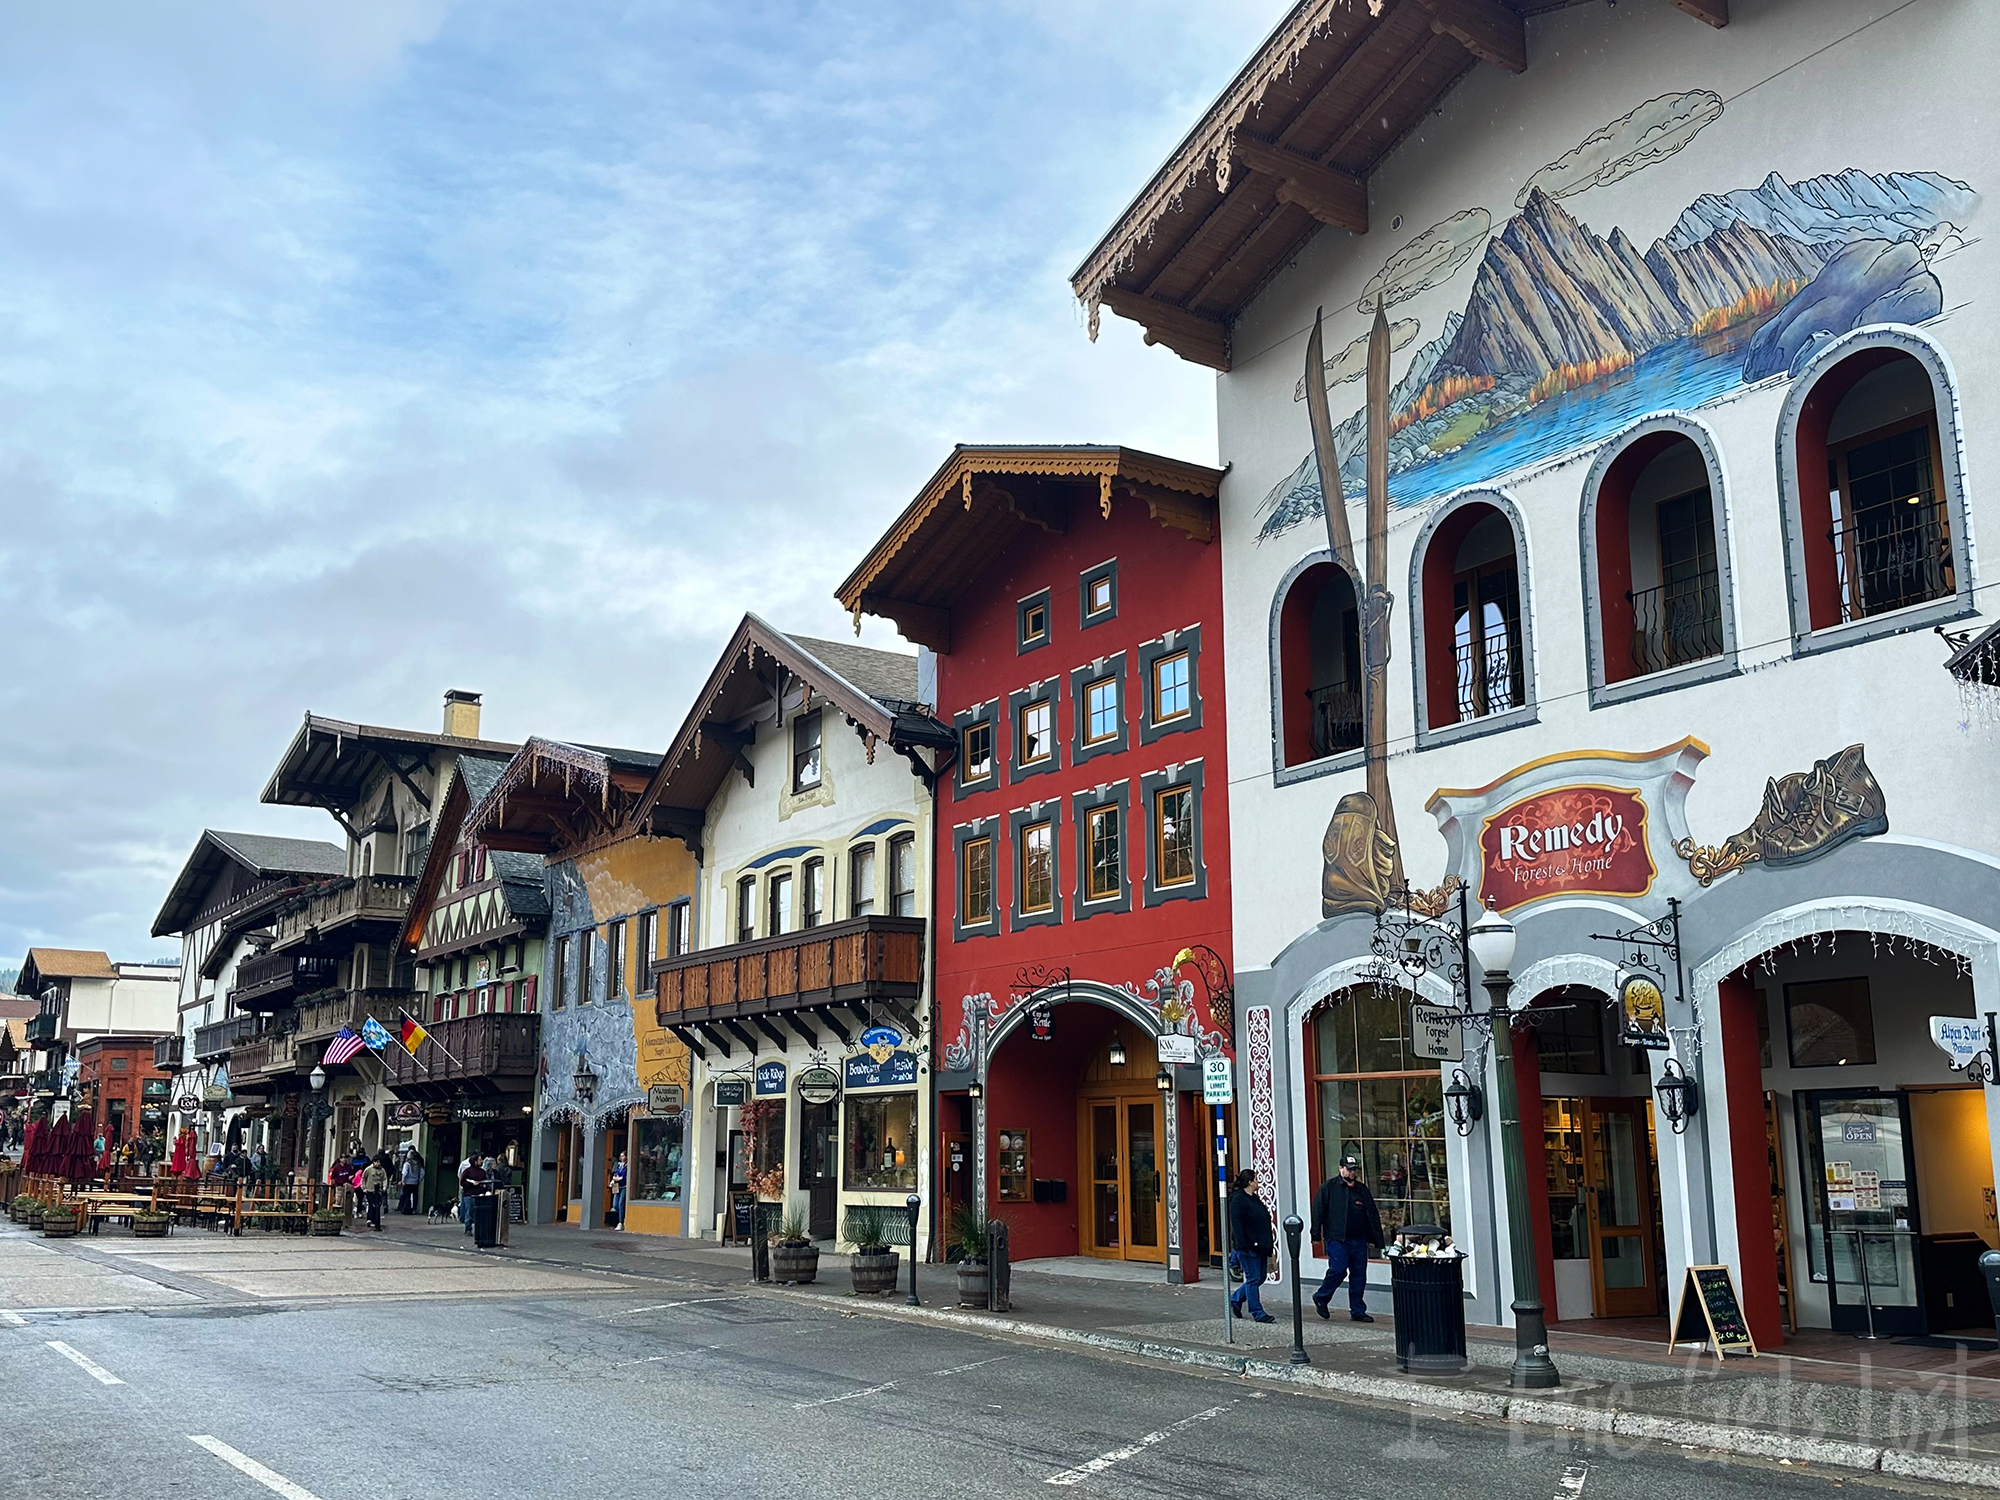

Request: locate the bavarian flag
(399, 1017), (429, 1056)
(360, 1017), (392, 1052)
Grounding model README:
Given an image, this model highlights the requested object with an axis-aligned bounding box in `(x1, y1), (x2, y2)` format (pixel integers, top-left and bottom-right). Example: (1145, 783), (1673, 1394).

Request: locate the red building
(841, 446), (1233, 1280)
(76, 1035), (172, 1148)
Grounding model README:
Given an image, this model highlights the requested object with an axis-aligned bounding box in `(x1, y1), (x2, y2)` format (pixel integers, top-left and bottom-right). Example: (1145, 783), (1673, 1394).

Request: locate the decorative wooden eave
(836, 445), (1226, 653)
(1069, 0), (1724, 370)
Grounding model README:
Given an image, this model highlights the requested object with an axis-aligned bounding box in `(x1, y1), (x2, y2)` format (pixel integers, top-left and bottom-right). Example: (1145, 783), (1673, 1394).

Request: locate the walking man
(457, 1151), (479, 1234)
(1310, 1153), (1384, 1322)
(362, 1154), (387, 1231)
(398, 1148), (423, 1215)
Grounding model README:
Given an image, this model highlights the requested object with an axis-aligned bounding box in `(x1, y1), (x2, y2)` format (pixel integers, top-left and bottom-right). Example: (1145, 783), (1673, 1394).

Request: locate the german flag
(399, 1017), (429, 1056)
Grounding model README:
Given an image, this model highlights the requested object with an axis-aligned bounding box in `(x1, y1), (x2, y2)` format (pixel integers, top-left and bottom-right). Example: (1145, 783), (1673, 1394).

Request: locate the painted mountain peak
(1258, 168), (1977, 541)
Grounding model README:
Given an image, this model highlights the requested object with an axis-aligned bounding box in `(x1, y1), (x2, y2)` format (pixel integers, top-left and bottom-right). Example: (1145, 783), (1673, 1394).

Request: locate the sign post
(1215, 1105), (1232, 1345)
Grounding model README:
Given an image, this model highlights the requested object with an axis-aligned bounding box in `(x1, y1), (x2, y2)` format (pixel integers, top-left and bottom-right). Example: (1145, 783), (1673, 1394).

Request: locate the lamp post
(1467, 906), (1560, 1391)
(1282, 1214), (1311, 1364)
(308, 1064), (330, 1206)
(906, 1194), (922, 1306)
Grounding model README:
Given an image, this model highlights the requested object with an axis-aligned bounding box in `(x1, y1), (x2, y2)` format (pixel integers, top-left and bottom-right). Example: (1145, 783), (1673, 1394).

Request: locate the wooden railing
(230, 1027), (298, 1085)
(294, 988), (420, 1043)
(153, 1035), (185, 1071)
(653, 915), (925, 1023)
(270, 875), (416, 952)
(233, 952), (340, 1008)
(381, 1013), (539, 1097)
(192, 1014), (256, 1061)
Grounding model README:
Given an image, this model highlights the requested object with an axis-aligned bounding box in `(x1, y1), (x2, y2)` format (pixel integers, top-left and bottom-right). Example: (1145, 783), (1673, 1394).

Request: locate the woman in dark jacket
(1226, 1169), (1278, 1323)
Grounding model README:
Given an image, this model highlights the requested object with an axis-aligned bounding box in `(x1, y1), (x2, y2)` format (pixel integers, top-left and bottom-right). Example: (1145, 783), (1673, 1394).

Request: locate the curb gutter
(765, 1288), (2000, 1490)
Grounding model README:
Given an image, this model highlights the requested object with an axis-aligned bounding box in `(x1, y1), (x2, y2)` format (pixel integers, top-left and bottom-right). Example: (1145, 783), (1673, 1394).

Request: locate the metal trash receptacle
(1388, 1224), (1467, 1374)
(472, 1191), (499, 1249)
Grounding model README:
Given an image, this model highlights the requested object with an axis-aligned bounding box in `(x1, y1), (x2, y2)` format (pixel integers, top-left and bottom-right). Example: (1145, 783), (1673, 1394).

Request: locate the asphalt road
(0, 1253), (1967, 1500)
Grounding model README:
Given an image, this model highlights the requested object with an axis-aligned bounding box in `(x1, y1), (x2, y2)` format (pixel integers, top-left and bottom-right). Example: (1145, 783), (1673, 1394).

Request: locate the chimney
(443, 689), (483, 739)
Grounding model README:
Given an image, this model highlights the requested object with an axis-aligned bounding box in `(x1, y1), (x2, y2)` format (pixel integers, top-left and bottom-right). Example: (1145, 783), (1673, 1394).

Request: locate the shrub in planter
(951, 1204), (991, 1307)
(770, 1208), (819, 1285)
(41, 1207), (79, 1239)
(9, 1194), (33, 1224)
(23, 1198), (47, 1230)
(309, 1209), (345, 1237)
(132, 1211), (172, 1239)
(843, 1204), (899, 1295)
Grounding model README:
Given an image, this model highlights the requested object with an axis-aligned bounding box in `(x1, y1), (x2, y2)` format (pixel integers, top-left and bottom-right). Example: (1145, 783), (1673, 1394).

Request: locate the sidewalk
(379, 1214), (2000, 1487)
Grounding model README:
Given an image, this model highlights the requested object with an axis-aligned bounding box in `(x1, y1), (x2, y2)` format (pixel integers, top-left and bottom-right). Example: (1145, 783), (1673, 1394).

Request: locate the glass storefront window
(1310, 986), (1449, 1236)
(1543, 1097), (1586, 1259)
(631, 1117), (684, 1203)
(845, 1092), (917, 1191)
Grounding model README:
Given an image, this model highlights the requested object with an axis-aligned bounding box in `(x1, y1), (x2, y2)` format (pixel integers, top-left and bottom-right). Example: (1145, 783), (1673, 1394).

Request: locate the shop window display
(631, 1117), (684, 1204)
(1308, 985), (1448, 1236)
(846, 1093), (917, 1192)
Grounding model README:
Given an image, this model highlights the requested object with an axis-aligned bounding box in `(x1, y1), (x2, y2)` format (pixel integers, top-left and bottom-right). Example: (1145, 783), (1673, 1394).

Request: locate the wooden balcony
(153, 1035), (185, 1071)
(25, 1012), (58, 1045)
(232, 952), (341, 1010)
(269, 875), (416, 955)
(193, 1014), (256, 1061)
(229, 1026), (299, 1091)
(651, 915), (925, 1059)
(381, 1013), (540, 1102)
(294, 988), (420, 1045)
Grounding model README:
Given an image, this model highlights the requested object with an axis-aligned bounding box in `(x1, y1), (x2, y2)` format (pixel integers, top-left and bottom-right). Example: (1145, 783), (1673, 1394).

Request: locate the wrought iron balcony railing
(1627, 574), (1724, 677)
(1305, 684), (1364, 758)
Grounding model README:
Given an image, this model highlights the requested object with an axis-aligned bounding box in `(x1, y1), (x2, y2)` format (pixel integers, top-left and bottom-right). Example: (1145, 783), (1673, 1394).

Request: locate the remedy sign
(1477, 784), (1655, 912)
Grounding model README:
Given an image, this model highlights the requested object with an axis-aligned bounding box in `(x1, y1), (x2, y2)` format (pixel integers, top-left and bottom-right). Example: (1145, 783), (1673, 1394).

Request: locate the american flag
(322, 1027), (366, 1066)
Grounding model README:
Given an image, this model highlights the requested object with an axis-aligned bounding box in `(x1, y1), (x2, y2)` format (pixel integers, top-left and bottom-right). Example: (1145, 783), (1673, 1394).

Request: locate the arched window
(1780, 332), (1970, 645)
(1583, 416), (1735, 697)
(1304, 984), (1446, 1241)
(1273, 555), (1363, 771)
(1414, 494), (1532, 737)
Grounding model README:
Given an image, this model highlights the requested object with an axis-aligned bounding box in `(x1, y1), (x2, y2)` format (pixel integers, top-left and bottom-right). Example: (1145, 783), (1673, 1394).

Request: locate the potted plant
(950, 1203), (990, 1308)
(844, 1204), (900, 1295)
(132, 1208), (172, 1239)
(22, 1197), (46, 1230)
(770, 1207), (818, 1285)
(309, 1208), (345, 1237)
(8, 1193), (32, 1224)
(41, 1202), (79, 1238)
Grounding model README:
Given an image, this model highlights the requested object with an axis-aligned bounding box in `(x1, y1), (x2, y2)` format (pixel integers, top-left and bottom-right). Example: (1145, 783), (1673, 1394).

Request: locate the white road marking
(188, 1437), (323, 1500)
(1045, 1405), (1230, 1486)
(0, 1311), (26, 1325)
(931, 1355), (1011, 1376)
(1555, 1462), (1590, 1500)
(46, 1340), (123, 1385)
(794, 1379), (898, 1409)
(594, 1296), (747, 1319)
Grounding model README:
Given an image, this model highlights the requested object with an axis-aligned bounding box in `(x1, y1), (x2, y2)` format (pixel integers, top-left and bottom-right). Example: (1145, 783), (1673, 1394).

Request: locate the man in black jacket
(1310, 1153), (1384, 1321)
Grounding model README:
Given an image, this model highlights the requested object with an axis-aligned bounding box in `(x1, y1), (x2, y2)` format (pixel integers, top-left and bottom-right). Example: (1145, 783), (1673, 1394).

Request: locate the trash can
(1387, 1224), (1467, 1374)
(472, 1190), (499, 1249)
(1981, 1249), (2000, 1344)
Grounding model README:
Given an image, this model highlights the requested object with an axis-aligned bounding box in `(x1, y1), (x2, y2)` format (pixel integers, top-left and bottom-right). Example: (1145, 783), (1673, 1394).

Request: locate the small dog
(426, 1205), (447, 1223)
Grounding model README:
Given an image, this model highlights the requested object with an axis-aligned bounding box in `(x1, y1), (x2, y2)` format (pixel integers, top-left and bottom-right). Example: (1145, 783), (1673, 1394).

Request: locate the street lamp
(308, 1064), (330, 1200)
(1654, 1058), (1699, 1134)
(1468, 905), (1560, 1391)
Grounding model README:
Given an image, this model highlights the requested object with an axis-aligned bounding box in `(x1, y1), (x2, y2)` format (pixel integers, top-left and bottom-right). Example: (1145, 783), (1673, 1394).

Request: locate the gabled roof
(151, 829), (348, 938)
(17, 948), (116, 994)
(632, 615), (953, 847)
(1070, 0), (1727, 369)
(836, 445), (1225, 652)
(261, 712), (519, 812)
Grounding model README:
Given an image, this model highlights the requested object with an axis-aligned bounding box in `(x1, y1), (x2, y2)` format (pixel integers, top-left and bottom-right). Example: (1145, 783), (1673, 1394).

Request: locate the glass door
(1805, 1090), (1924, 1337)
(801, 1102), (838, 1241)
(1584, 1097), (1658, 1317)
(1089, 1103), (1121, 1255)
(1125, 1100), (1164, 1263)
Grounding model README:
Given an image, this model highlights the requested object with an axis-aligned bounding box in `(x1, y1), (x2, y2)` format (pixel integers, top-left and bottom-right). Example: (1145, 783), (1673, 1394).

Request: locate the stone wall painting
(1257, 87), (1980, 539)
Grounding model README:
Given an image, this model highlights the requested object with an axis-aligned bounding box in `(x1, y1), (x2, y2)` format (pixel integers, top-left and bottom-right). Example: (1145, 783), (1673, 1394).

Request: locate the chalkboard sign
(729, 1190), (758, 1244)
(1669, 1263), (1757, 1360)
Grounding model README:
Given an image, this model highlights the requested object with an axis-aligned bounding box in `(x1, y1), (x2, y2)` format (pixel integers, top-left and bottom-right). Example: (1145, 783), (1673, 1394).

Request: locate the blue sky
(0, 2), (1281, 960)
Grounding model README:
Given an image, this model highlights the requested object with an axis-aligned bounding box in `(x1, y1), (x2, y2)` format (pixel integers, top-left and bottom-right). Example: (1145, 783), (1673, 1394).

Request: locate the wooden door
(1077, 1095), (1166, 1264)
(552, 1123), (573, 1221)
(1584, 1097), (1658, 1318)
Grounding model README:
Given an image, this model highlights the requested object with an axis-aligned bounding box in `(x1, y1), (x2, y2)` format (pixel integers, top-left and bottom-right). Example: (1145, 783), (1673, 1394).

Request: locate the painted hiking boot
(1760, 744), (1888, 867)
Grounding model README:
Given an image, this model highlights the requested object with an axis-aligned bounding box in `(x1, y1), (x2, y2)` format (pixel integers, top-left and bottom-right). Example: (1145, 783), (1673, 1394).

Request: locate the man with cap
(1309, 1152), (1384, 1322)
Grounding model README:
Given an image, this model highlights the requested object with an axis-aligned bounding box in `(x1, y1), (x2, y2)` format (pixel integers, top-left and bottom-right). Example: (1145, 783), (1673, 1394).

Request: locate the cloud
(1518, 89), (1724, 206)
(1292, 318), (1418, 401)
(1357, 210), (1490, 314)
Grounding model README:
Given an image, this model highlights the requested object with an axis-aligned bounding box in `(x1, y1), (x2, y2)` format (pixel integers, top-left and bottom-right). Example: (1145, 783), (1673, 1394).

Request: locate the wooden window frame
(1084, 678), (1119, 746)
(802, 857), (825, 929)
(791, 709), (824, 793)
(849, 843), (877, 919)
(736, 876), (757, 945)
(888, 833), (917, 917)
(1153, 785), (1196, 888)
(1018, 700), (1053, 765)
(1019, 820), (1055, 914)
(1151, 651), (1191, 724)
(962, 836), (995, 927)
(1085, 804), (1121, 902)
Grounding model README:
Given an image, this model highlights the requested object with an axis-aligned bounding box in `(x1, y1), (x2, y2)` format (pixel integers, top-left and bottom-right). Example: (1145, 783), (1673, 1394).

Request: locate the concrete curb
(766, 1288), (2000, 1490)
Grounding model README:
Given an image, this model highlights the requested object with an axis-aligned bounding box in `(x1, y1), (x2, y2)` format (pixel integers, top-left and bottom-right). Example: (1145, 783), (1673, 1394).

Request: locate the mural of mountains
(1259, 168), (1978, 540)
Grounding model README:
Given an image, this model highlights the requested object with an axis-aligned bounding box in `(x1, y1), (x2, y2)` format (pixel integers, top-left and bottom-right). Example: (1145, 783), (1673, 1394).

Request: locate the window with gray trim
(1137, 625), (1203, 745)
(1017, 589), (1052, 655)
(1079, 559), (1118, 628)
(1069, 651), (1127, 765)
(1070, 781), (1130, 920)
(953, 701), (999, 794)
(951, 817), (1001, 941)
(1139, 761), (1207, 907)
(1007, 679), (1062, 782)
(1008, 802), (1061, 930)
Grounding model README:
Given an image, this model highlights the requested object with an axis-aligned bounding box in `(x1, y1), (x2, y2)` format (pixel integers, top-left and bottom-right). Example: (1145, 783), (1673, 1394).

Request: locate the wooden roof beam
(1230, 136), (1368, 235)
(1415, 0), (1526, 74)
(971, 478), (1067, 535)
(1274, 14), (1389, 153)
(1097, 288), (1230, 372)
(858, 594), (949, 653)
(1671, 0), (1727, 24)
(1326, 31), (1451, 163)
(1119, 481), (1216, 545)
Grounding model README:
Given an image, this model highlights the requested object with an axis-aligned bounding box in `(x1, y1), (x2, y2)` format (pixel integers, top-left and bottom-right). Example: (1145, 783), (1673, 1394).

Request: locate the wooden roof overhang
(835, 445), (1226, 654)
(1069, 0), (1728, 370)
(261, 713), (518, 816)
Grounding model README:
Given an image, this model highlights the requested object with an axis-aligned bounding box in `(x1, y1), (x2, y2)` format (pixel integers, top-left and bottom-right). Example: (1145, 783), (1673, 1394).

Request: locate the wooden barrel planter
(771, 1243), (819, 1285)
(848, 1249), (900, 1295)
(956, 1261), (990, 1308)
(132, 1216), (172, 1239)
(309, 1215), (344, 1237)
(24, 1206), (45, 1230)
(41, 1213), (79, 1239)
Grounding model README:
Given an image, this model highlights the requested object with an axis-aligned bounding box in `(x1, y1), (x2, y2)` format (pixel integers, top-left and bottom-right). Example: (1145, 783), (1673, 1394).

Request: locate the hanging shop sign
(201, 1084), (232, 1105)
(647, 1083), (685, 1116)
(844, 1050), (918, 1090)
(858, 1025), (903, 1063)
(424, 1106), (454, 1126)
(1409, 1005), (1465, 1062)
(389, 1102), (424, 1126)
(1930, 1015), (1990, 1071)
(714, 1077), (749, 1107)
(1029, 1006), (1054, 1042)
(1618, 971), (1670, 1049)
(754, 1061), (787, 1096)
(797, 1066), (840, 1106)
(174, 1093), (201, 1115)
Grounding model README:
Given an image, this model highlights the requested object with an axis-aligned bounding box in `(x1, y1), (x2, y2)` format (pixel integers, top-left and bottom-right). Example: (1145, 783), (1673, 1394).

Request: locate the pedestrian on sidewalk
(1310, 1153), (1383, 1323)
(1226, 1170), (1278, 1325)
(362, 1155), (387, 1231)
(457, 1152), (478, 1233)
(398, 1148), (423, 1214)
(461, 1155), (491, 1239)
(609, 1150), (627, 1229)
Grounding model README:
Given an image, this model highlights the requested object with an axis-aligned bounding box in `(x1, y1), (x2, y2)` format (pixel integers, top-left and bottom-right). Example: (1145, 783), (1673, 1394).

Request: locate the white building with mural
(1076, 0), (1998, 1348)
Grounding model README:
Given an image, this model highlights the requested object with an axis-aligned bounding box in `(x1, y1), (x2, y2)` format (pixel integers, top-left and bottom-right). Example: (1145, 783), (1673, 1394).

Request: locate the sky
(0, 1), (1288, 963)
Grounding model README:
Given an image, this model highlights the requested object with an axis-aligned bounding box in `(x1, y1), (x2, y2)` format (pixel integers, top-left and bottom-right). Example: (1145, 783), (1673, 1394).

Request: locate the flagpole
(398, 1008), (465, 1068)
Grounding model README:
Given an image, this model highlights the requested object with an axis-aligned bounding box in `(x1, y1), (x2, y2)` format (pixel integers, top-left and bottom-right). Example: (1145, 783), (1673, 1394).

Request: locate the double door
(1080, 1096), (1164, 1263)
